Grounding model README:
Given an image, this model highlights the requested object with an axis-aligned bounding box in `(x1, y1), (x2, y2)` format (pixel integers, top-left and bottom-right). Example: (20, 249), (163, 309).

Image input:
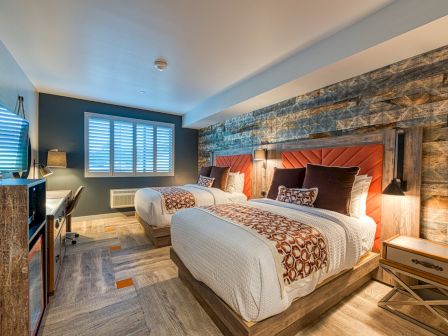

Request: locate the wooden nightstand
(379, 236), (448, 335)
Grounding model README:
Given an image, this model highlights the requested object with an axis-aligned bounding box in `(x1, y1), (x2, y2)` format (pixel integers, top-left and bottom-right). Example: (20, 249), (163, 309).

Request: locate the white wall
(0, 40), (38, 167)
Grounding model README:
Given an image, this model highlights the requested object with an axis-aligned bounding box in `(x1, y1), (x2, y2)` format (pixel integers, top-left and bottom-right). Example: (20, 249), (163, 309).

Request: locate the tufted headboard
(215, 154), (252, 199)
(282, 144), (383, 251)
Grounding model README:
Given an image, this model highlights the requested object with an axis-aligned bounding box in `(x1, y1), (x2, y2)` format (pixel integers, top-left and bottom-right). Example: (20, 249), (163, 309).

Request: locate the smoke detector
(154, 58), (168, 71)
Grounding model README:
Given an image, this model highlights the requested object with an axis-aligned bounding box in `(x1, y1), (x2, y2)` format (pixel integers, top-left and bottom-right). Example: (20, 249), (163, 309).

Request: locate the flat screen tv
(0, 103), (30, 177)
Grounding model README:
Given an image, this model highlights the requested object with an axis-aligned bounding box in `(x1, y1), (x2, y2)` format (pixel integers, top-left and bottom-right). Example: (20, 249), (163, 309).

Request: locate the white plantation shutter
(136, 124), (154, 173)
(156, 126), (173, 173)
(113, 120), (134, 173)
(87, 117), (111, 173)
(85, 112), (174, 177)
(0, 106), (29, 173)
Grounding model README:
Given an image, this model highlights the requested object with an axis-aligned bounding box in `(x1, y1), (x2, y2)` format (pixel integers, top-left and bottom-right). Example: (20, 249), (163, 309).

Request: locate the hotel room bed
(134, 184), (247, 227)
(171, 198), (376, 322)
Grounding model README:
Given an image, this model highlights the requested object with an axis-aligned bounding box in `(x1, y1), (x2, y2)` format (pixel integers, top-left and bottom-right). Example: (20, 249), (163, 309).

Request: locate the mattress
(134, 184), (247, 227)
(171, 198), (376, 322)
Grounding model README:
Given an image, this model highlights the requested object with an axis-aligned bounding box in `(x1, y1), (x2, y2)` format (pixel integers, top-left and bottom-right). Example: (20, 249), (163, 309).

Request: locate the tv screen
(0, 104), (30, 175)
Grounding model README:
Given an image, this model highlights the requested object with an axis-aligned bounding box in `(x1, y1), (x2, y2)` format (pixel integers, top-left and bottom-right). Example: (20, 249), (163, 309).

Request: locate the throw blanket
(152, 187), (196, 214)
(202, 203), (328, 285)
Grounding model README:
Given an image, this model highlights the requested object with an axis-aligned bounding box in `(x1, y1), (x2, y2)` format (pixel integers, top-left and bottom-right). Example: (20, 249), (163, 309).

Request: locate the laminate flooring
(39, 213), (445, 336)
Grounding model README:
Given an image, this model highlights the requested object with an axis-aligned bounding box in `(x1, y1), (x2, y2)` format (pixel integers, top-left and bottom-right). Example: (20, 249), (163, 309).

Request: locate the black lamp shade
(383, 178), (405, 196)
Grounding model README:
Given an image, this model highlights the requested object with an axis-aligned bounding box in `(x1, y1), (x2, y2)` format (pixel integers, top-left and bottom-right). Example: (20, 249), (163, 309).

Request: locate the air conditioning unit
(110, 188), (139, 209)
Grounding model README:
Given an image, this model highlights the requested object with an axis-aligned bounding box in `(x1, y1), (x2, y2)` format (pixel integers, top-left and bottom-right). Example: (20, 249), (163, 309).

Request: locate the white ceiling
(1, 0), (448, 129)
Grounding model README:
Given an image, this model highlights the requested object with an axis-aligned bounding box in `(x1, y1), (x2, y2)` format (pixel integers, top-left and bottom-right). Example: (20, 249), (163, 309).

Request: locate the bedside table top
(387, 236), (448, 262)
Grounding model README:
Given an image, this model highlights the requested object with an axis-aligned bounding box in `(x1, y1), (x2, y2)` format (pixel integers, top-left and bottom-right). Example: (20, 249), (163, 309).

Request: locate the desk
(46, 190), (72, 295)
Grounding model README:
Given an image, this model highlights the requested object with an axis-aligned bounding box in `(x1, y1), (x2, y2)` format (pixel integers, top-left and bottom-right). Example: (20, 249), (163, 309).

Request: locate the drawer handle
(411, 258), (443, 272)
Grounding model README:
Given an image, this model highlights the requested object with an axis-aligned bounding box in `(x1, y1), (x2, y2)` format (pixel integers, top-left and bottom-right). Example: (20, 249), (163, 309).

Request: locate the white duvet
(134, 184), (247, 227)
(171, 198), (376, 322)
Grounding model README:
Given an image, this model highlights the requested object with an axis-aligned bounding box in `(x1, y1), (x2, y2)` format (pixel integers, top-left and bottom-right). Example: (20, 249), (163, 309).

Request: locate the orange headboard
(215, 154), (252, 198)
(282, 144), (383, 251)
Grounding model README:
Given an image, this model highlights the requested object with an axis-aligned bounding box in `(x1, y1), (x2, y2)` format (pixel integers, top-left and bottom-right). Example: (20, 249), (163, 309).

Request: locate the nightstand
(379, 236), (448, 335)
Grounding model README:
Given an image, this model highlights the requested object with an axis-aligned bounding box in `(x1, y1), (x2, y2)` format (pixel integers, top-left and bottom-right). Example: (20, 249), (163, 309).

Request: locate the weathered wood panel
(199, 45), (448, 244)
(421, 126), (448, 244)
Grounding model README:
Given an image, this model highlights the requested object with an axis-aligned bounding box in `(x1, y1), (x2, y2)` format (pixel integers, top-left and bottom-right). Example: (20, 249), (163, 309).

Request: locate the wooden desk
(46, 190), (72, 295)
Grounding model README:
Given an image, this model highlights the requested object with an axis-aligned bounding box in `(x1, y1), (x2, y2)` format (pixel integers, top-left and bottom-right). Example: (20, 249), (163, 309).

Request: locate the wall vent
(110, 189), (139, 209)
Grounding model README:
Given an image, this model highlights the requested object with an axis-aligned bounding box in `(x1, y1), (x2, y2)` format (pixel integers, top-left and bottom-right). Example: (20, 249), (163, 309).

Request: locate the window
(0, 106), (29, 174)
(85, 112), (174, 177)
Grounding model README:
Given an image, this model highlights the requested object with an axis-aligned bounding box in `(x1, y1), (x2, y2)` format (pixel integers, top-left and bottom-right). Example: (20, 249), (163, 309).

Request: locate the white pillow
(226, 172), (245, 193)
(235, 172), (244, 193)
(349, 175), (372, 218)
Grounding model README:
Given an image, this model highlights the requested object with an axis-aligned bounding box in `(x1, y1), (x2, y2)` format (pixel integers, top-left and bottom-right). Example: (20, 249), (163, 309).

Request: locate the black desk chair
(65, 186), (84, 244)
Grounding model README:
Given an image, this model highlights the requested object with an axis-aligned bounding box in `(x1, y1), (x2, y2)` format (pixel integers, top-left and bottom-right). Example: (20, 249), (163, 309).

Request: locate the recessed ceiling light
(154, 58), (168, 71)
(139, 90), (146, 94)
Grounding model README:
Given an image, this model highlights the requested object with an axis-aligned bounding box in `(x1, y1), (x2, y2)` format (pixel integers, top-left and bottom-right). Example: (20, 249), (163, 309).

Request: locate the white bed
(171, 198), (376, 322)
(134, 184), (247, 227)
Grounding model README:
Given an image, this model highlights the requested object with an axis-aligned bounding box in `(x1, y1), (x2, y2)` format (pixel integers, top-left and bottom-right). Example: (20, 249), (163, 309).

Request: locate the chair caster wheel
(72, 240), (77, 245)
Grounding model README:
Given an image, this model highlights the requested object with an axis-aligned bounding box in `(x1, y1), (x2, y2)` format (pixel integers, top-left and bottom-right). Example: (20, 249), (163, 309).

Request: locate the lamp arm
(392, 129), (407, 192)
(395, 130), (405, 183)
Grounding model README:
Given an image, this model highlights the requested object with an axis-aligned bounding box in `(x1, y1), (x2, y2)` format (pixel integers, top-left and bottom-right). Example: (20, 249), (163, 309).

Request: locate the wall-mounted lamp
(33, 160), (53, 178)
(47, 149), (67, 168)
(383, 129), (407, 196)
(254, 148), (268, 197)
(253, 149), (267, 161)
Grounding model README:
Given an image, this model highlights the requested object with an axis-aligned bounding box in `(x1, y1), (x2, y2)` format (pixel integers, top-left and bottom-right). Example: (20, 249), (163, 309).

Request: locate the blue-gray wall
(39, 93), (198, 216)
(0, 41), (39, 169)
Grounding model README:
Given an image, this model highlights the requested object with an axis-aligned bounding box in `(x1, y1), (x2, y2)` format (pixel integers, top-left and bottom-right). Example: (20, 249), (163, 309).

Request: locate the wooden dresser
(0, 179), (47, 336)
(46, 190), (72, 295)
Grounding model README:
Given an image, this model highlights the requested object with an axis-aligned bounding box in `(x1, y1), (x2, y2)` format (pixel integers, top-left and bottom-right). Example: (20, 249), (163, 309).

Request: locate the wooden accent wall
(199, 44), (448, 244)
(421, 126), (448, 243)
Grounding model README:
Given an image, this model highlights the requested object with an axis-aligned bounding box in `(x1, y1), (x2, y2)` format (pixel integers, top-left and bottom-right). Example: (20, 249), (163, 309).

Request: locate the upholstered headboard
(282, 144), (383, 251)
(215, 154), (252, 199)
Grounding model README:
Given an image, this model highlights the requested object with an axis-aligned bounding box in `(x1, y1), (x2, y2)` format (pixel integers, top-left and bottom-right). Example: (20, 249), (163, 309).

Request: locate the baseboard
(72, 211), (135, 222)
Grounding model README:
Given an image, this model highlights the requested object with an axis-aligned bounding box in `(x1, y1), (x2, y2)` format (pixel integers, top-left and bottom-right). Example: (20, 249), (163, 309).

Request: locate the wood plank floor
(39, 214), (442, 336)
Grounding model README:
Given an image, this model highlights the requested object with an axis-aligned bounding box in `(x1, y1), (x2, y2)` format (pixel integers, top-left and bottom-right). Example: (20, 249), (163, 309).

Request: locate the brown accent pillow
(199, 166), (213, 177)
(302, 164), (359, 215)
(210, 166), (231, 191)
(267, 167), (306, 200)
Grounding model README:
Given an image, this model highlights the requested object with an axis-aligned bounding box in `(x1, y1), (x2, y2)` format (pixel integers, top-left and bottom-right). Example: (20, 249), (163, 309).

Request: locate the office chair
(65, 186), (84, 245)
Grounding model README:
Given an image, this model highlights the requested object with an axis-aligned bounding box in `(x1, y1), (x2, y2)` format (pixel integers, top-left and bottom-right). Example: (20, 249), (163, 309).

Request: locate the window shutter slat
(113, 120), (134, 173)
(88, 117), (110, 173)
(0, 107), (29, 173)
(156, 126), (173, 173)
(136, 124), (154, 173)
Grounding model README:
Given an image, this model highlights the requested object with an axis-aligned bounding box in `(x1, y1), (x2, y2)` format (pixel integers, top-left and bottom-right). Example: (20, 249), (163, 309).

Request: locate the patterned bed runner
(201, 203), (328, 285)
(152, 187), (196, 214)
